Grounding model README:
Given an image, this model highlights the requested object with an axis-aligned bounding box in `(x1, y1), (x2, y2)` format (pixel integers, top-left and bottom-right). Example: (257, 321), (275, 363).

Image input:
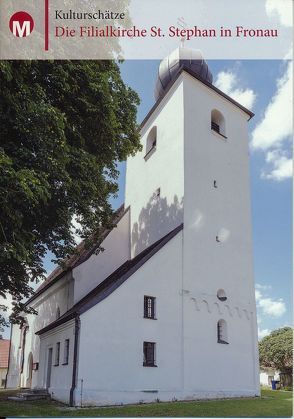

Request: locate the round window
(217, 289), (227, 301)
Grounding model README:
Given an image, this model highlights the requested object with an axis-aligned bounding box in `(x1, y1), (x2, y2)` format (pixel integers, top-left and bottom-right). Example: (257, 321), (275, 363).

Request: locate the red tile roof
(0, 339), (10, 368)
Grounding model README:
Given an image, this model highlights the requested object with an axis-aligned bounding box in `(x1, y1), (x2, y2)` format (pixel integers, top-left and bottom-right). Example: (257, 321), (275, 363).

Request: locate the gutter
(20, 325), (28, 374)
(69, 315), (80, 407)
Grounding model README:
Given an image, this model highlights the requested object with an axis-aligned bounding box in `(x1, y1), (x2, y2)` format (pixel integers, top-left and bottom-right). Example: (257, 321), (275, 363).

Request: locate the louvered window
(144, 296), (156, 319)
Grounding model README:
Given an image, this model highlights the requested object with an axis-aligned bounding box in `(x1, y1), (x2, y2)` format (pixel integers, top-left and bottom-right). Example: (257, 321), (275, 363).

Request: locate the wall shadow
(132, 194), (183, 256)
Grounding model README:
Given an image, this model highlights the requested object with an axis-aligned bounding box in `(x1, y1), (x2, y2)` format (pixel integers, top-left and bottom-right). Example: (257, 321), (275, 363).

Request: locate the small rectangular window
(63, 339), (69, 365)
(144, 296), (156, 319)
(54, 342), (60, 366)
(143, 342), (156, 367)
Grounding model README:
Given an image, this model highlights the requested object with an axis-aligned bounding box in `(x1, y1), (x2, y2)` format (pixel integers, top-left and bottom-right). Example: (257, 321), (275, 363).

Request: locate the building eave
(25, 268), (72, 307)
(140, 66), (254, 131)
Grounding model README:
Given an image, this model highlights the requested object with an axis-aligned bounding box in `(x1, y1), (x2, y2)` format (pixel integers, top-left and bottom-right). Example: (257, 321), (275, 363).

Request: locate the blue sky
(116, 59), (292, 339)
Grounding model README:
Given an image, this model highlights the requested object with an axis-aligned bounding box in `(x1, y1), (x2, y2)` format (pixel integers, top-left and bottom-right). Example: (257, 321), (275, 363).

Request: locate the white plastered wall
(182, 72), (259, 395)
(38, 320), (75, 403)
(125, 79), (184, 257)
(6, 211), (130, 390)
(73, 209), (130, 303)
(260, 369), (279, 386)
(6, 272), (73, 389)
(5, 324), (21, 388)
(75, 232), (183, 406)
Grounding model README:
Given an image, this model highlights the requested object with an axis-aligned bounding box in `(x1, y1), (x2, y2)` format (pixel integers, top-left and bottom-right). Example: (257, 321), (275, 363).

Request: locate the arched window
(217, 289), (227, 301)
(56, 307), (60, 320)
(211, 109), (226, 137)
(145, 126), (157, 160)
(217, 319), (228, 344)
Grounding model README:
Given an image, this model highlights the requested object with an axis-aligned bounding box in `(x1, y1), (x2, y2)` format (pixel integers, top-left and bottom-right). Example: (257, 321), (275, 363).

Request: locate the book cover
(0, 0), (292, 417)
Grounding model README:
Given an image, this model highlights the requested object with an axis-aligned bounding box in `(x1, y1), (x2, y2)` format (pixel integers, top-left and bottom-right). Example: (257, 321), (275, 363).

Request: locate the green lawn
(0, 389), (292, 417)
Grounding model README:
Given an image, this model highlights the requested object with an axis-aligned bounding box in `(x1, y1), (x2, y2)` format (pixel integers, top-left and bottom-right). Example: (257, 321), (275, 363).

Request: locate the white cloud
(259, 297), (286, 317)
(258, 327), (271, 340)
(255, 289), (262, 301)
(215, 71), (235, 92)
(265, 0), (293, 27)
(256, 283), (272, 291)
(255, 288), (286, 318)
(251, 59), (292, 182)
(215, 70), (256, 109)
(251, 61), (292, 151)
(261, 150), (292, 181)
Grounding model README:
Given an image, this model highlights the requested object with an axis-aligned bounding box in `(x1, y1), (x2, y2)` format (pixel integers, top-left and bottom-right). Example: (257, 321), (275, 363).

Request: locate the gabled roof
(25, 205), (128, 306)
(0, 339), (10, 368)
(140, 65), (254, 130)
(36, 223), (183, 336)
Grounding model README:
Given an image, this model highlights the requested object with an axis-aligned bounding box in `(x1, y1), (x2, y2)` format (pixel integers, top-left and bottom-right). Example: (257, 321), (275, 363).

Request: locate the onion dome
(154, 47), (213, 101)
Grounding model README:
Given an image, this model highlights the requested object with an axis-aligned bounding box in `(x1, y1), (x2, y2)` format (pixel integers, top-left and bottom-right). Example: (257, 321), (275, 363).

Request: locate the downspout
(20, 325), (28, 375)
(5, 322), (13, 388)
(69, 315), (80, 407)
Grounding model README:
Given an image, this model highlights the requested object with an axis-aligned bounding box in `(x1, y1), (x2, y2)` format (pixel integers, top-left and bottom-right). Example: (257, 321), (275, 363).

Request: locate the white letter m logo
(13, 21), (31, 37)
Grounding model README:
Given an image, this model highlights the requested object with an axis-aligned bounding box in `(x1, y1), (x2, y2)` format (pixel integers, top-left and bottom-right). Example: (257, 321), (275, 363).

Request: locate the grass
(0, 388), (292, 417)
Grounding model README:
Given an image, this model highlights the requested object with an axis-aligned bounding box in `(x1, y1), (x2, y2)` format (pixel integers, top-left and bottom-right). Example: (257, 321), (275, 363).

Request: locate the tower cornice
(140, 66), (254, 131)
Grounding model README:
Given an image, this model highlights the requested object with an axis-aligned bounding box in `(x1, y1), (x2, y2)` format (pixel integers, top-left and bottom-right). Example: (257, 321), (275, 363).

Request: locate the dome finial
(176, 16), (187, 48)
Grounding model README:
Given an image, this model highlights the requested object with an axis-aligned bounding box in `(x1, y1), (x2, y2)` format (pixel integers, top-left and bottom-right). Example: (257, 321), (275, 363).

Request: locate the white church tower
(125, 47), (259, 396)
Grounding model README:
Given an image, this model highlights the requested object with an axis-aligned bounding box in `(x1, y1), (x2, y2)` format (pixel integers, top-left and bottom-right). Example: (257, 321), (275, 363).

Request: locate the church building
(6, 48), (260, 406)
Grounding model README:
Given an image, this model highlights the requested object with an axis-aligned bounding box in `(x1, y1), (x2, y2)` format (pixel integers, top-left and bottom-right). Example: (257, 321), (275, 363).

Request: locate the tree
(0, 60), (141, 327)
(259, 327), (293, 374)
